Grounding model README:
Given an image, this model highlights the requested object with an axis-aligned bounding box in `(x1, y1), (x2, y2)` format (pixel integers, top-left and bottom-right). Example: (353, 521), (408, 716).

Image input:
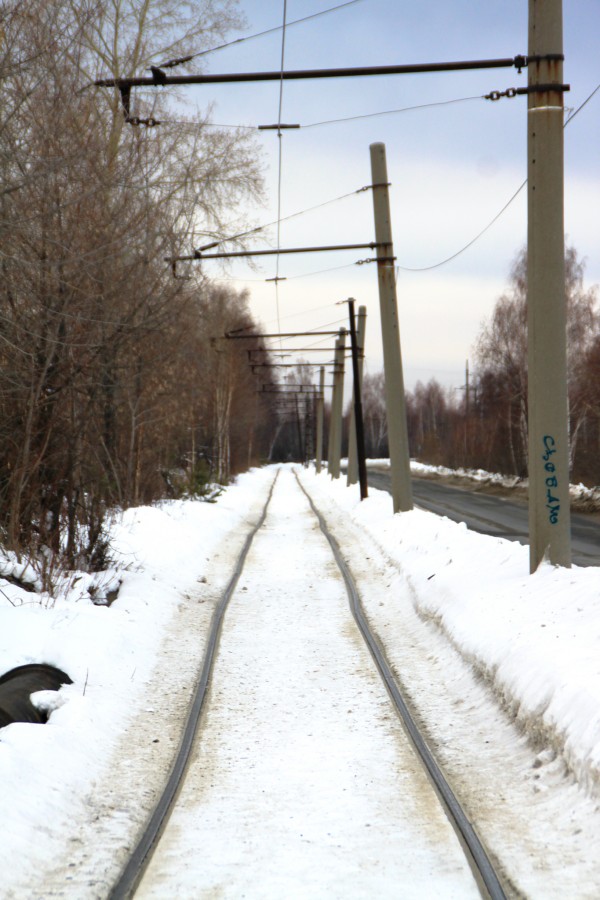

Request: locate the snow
(137, 473), (479, 898)
(364, 456), (600, 509)
(312, 467), (600, 795)
(1, 463), (600, 897)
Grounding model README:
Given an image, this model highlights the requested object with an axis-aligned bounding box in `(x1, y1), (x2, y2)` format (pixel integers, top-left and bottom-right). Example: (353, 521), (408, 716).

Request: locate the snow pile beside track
(301, 468), (600, 798)
(0, 468), (274, 879)
(365, 457), (600, 511)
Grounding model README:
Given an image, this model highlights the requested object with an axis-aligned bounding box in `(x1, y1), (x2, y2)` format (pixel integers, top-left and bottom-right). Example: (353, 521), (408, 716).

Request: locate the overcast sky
(184, 0), (599, 394)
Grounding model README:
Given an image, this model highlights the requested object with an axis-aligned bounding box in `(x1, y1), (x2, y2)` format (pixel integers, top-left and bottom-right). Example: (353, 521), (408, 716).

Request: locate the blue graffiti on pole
(542, 435), (560, 524)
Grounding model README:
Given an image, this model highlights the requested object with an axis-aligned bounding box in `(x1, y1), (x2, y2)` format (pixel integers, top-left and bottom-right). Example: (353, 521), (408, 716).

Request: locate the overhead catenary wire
(255, 317), (347, 334)
(169, 75), (599, 283)
(153, 0), (366, 70)
(194, 185), (371, 252)
(273, 0), (288, 339)
(301, 94), (484, 129)
(93, 37), (596, 285)
(393, 79), (600, 273)
(395, 180), (527, 273)
(208, 261), (359, 284)
(137, 83), (597, 280)
(161, 93), (487, 131)
(564, 81), (600, 126)
(287, 261), (366, 280)
(173, 81), (599, 280)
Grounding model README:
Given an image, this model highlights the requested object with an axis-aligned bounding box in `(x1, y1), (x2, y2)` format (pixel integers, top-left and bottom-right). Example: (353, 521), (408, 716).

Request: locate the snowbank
(1, 462), (599, 890)
(0, 468), (274, 874)
(301, 468), (600, 797)
(404, 458), (600, 510)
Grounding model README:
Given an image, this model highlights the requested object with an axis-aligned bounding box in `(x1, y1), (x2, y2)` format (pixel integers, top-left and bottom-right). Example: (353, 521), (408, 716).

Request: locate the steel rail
(109, 467), (507, 898)
(108, 472), (279, 900)
(294, 471), (508, 900)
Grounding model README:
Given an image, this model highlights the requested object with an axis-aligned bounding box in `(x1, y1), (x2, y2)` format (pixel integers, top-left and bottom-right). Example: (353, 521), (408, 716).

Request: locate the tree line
(354, 246), (599, 486)
(0, 0), (278, 579)
(2, 2), (597, 582)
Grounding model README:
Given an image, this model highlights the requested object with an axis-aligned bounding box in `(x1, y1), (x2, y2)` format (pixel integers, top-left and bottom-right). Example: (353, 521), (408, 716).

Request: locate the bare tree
(0, 0), (269, 580)
(361, 372), (388, 458)
(473, 245), (598, 477)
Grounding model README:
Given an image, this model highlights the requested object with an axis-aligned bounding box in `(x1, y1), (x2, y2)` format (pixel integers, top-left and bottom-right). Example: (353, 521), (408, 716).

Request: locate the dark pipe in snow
(0, 664), (72, 727)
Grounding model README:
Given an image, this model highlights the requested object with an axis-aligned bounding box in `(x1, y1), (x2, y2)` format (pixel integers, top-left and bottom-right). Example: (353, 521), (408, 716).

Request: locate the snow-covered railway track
(109, 467), (507, 899)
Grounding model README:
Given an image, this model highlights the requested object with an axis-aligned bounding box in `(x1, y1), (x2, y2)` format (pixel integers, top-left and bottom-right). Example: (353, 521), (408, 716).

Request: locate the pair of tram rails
(109, 471), (508, 900)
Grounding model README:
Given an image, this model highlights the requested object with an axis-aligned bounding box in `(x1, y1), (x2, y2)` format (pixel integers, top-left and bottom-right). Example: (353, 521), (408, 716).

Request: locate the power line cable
(287, 262), (358, 279)
(273, 1), (289, 334)
(273, 301), (340, 322)
(271, 2), (290, 340)
(195, 185), (371, 251)
(394, 79), (600, 272)
(163, 94), (485, 131)
(564, 81), (600, 126)
(206, 258), (368, 284)
(157, 81), (599, 136)
(301, 332), (343, 349)
(302, 95), (483, 128)
(198, 83), (600, 278)
(396, 180), (527, 273)
(155, 0), (365, 70)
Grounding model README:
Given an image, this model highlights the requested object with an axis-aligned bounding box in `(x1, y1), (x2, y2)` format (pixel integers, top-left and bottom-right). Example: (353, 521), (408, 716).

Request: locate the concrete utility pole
(370, 143), (413, 512)
(315, 366), (325, 473)
(328, 330), (346, 479)
(527, 0), (571, 570)
(347, 304), (367, 489)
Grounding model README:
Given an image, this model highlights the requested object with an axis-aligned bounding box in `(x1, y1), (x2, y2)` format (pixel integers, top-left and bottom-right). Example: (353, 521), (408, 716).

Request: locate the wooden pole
(327, 338), (339, 472)
(329, 330), (346, 479)
(347, 300), (369, 500)
(346, 300), (368, 500)
(347, 306), (367, 486)
(316, 366), (325, 473)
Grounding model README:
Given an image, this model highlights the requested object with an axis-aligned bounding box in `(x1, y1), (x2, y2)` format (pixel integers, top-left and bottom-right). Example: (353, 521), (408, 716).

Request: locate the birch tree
(474, 246), (598, 477)
(0, 0), (267, 576)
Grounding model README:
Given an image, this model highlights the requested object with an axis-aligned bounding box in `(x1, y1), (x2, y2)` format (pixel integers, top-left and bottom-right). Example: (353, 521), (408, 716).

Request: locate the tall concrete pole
(329, 330), (346, 479)
(527, 0), (571, 570)
(315, 366), (325, 473)
(370, 142), (413, 512)
(347, 305), (367, 487)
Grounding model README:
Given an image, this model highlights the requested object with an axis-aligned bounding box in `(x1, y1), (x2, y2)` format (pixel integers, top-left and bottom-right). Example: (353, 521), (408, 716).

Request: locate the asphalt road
(366, 469), (600, 568)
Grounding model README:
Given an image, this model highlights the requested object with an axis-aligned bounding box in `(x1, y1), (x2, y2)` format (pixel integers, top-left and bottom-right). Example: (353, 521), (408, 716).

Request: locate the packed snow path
(136, 468), (480, 898)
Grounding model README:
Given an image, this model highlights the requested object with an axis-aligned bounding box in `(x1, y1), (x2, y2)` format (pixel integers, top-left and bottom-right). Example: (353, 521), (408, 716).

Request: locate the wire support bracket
(249, 346), (340, 352)
(96, 54), (561, 90)
(225, 330), (342, 339)
(250, 362), (329, 368)
(356, 256), (396, 265)
(258, 123), (301, 130)
(167, 242), (383, 265)
(485, 82), (570, 102)
(125, 115), (161, 127)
